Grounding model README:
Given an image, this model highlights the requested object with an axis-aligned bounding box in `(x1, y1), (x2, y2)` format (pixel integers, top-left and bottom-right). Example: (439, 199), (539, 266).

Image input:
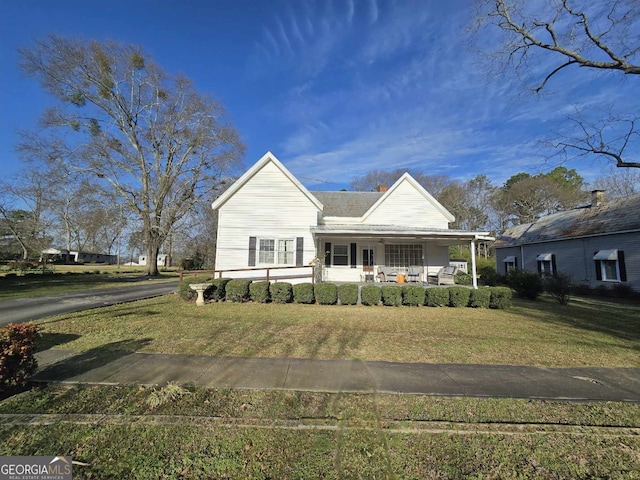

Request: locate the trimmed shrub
(381, 285), (403, 307)
(211, 278), (232, 302)
(402, 285), (425, 306)
(506, 270), (543, 300)
(469, 287), (491, 308)
(424, 288), (449, 307)
(1, 323), (41, 391)
(178, 274), (214, 302)
(314, 283), (338, 305)
(294, 283), (315, 304)
(270, 282), (293, 304)
(490, 287), (512, 309)
(449, 286), (471, 307)
(250, 281), (270, 303)
(611, 283), (637, 299)
(338, 284), (359, 305)
(225, 279), (252, 303)
(454, 271), (472, 286)
(544, 273), (572, 305)
(479, 265), (500, 287)
(361, 285), (381, 306)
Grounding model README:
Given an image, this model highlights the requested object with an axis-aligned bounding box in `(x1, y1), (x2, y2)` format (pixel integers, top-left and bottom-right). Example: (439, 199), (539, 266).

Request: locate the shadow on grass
(33, 338), (152, 383)
(514, 296), (640, 345)
(36, 332), (82, 352)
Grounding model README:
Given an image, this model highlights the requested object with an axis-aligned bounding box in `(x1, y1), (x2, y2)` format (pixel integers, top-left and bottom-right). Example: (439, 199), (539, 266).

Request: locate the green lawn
(4, 294), (640, 478)
(36, 294), (640, 367)
(1, 385), (639, 479)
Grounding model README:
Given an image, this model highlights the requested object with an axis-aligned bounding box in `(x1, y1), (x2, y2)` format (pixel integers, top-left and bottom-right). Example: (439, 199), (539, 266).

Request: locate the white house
(138, 254), (171, 267)
(212, 152), (493, 286)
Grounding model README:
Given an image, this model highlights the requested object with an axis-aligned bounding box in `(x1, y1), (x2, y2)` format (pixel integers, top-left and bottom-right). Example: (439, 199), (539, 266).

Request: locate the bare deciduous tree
(593, 167), (640, 198)
(0, 169), (54, 260)
(475, 0), (640, 168)
(19, 35), (244, 275)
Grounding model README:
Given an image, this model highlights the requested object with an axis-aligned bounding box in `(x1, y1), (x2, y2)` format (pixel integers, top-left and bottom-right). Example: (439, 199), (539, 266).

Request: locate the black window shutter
(551, 254), (557, 275)
(537, 260), (542, 274)
(350, 243), (357, 268)
(595, 260), (602, 281)
(324, 242), (332, 267)
(248, 237), (256, 266)
(514, 257), (518, 270)
(619, 250), (627, 281)
(296, 237), (304, 267)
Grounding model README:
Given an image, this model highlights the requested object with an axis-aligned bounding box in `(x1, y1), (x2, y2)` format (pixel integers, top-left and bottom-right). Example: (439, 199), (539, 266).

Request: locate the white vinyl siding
(215, 160), (318, 277)
(362, 179), (450, 228)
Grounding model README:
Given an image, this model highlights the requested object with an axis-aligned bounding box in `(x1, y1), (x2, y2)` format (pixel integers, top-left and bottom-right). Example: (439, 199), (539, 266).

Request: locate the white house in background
(212, 152), (493, 286)
(40, 248), (117, 264)
(138, 254), (171, 267)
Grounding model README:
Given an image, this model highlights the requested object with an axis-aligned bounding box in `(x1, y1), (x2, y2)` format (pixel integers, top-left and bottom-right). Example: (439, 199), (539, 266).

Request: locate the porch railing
(179, 265), (315, 283)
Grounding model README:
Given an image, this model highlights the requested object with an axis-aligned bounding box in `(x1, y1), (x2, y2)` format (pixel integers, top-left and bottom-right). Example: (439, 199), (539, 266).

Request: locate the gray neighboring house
(494, 191), (639, 292)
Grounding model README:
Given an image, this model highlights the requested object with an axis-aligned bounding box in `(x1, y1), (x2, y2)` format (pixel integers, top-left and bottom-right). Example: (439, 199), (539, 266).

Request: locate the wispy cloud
(246, 0), (640, 189)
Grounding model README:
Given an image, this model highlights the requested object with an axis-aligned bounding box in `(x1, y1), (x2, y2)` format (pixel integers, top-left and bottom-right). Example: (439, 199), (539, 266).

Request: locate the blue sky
(1, 0), (637, 190)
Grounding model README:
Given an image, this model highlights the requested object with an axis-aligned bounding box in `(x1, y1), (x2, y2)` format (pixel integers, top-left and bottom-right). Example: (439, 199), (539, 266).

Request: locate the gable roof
(311, 191), (383, 217)
(495, 193), (640, 247)
(211, 152), (323, 211)
(362, 173), (455, 223)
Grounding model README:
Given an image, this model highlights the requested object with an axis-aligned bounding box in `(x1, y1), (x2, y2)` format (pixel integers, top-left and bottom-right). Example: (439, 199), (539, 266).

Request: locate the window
(536, 253), (555, 276)
(258, 239), (274, 264)
(593, 249), (626, 282)
(277, 239), (294, 265)
(258, 238), (295, 265)
(503, 255), (517, 273)
(384, 244), (422, 268)
(333, 245), (349, 266)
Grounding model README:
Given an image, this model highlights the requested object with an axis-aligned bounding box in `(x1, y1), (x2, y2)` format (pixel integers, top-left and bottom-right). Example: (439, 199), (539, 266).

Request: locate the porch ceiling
(311, 224), (494, 243)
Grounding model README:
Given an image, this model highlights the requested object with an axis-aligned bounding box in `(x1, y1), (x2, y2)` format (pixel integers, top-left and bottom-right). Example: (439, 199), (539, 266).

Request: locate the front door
(363, 248), (374, 282)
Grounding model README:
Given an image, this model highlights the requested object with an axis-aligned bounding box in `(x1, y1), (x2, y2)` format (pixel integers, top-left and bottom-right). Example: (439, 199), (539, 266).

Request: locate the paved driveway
(0, 280), (178, 325)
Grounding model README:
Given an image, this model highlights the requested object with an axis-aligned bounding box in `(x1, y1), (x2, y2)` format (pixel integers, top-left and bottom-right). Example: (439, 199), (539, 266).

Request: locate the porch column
(470, 239), (478, 289)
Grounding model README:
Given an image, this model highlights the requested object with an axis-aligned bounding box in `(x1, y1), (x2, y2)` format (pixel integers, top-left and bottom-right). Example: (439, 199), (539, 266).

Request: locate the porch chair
(428, 266), (457, 285)
(377, 266), (397, 282)
(406, 266), (423, 283)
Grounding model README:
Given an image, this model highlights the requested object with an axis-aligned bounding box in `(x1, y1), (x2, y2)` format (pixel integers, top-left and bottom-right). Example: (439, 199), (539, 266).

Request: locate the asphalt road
(0, 280), (179, 325)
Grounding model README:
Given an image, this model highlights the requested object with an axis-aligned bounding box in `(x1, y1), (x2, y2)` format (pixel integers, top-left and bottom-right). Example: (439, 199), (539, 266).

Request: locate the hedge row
(178, 278), (512, 309)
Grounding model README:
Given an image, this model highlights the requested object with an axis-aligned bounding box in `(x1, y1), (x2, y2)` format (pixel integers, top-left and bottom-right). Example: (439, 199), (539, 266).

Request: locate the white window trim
(332, 244), (349, 267)
(593, 250), (621, 283)
(600, 259), (621, 283)
(257, 237), (295, 266)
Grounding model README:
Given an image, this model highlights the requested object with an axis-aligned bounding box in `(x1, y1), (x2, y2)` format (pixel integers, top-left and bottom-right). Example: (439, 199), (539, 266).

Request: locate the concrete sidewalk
(33, 349), (640, 402)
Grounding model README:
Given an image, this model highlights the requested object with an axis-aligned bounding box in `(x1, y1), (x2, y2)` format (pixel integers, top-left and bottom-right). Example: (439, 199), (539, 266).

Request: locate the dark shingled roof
(495, 194), (640, 247)
(311, 191), (383, 217)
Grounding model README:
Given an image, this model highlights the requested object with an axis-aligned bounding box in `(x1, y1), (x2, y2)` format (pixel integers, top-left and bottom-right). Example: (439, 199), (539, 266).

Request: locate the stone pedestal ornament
(189, 283), (213, 306)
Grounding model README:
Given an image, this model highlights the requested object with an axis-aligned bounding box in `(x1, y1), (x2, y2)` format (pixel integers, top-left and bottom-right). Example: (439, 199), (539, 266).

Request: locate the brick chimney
(591, 190), (605, 208)
(377, 184), (388, 193)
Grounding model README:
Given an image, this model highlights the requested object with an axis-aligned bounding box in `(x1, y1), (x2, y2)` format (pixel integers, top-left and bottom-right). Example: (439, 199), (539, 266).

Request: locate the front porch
(312, 225), (493, 289)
